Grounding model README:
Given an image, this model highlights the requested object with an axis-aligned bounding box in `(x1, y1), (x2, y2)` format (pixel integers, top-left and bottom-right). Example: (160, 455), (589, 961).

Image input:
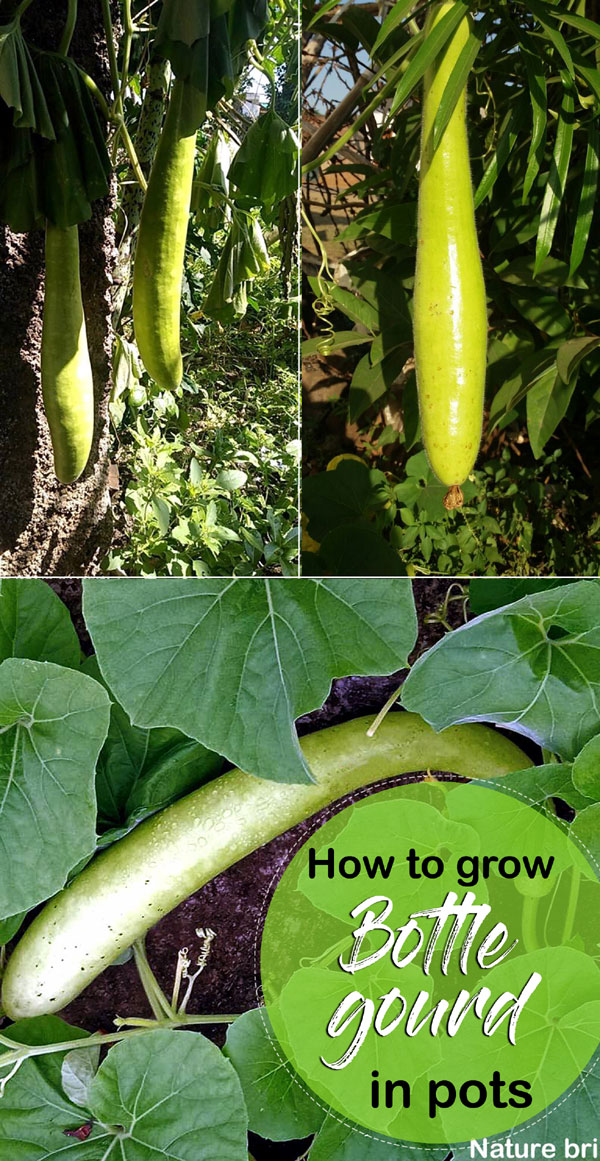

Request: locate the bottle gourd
(413, 2), (487, 508)
(133, 78), (204, 390)
(1, 713), (530, 1020)
(41, 224), (94, 484)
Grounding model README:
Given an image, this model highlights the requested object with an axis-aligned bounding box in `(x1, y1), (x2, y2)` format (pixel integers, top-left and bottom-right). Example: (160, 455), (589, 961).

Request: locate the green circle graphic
(261, 781), (600, 1145)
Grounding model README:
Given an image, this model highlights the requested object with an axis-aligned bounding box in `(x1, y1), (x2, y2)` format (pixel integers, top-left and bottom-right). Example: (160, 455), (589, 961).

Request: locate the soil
(0, 1), (117, 577)
(30, 580), (541, 1157)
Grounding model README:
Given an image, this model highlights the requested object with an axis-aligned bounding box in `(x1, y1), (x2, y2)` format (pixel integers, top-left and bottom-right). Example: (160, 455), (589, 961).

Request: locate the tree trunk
(0, 1), (117, 577)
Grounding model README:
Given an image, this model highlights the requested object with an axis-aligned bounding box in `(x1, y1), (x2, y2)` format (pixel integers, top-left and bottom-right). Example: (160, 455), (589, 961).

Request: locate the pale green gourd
(41, 224), (94, 484)
(413, 2), (487, 506)
(133, 78), (205, 390)
(2, 713), (529, 1020)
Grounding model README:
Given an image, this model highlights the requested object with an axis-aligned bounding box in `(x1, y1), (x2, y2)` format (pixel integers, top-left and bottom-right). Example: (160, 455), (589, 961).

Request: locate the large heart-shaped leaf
(84, 657), (222, 843)
(0, 658), (110, 918)
(226, 1008), (323, 1141)
(0, 579), (80, 667)
(87, 1030), (248, 1160)
(83, 579), (417, 783)
(402, 581), (600, 761)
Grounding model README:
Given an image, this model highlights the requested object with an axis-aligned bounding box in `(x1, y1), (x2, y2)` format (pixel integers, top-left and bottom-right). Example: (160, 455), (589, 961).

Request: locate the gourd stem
(0, 1014), (241, 1074)
(59, 0), (78, 56)
(133, 939), (175, 1020)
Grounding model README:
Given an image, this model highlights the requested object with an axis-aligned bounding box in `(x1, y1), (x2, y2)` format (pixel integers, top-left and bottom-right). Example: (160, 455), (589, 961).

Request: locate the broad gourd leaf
(156, 0), (268, 111)
(87, 1030), (248, 1160)
(0, 910), (26, 945)
(61, 1045), (100, 1109)
(310, 1116), (445, 1161)
(83, 578), (417, 783)
(469, 578), (580, 616)
(572, 735), (600, 801)
(0, 20), (53, 135)
(496, 763), (586, 812)
(225, 1008), (323, 1141)
(0, 1016), (105, 1154)
(305, 524), (407, 578)
(0, 579), (80, 667)
(402, 580), (600, 762)
(303, 460), (390, 540)
(229, 109), (299, 214)
(83, 656), (222, 843)
(571, 803), (600, 868)
(0, 658), (110, 918)
(0, 51), (110, 231)
(452, 1069), (600, 1160)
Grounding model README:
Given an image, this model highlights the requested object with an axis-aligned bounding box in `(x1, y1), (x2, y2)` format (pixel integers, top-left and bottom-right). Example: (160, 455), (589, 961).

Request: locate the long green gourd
(133, 78), (205, 390)
(41, 224), (94, 484)
(413, 2), (487, 509)
(1, 713), (530, 1020)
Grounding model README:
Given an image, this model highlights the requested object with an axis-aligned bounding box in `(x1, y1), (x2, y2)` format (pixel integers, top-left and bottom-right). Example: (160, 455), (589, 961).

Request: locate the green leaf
(495, 763), (590, 813)
(216, 468), (248, 491)
(526, 361), (576, 458)
(527, 0), (575, 76)
(83, 578), (417, 784)
(61, 1045), (100, 1109)
(0, 579), (80, 667)
(389, 1), (470, 117)
(0, 51), (111, 232)
(225, 1008), (323, 1140)
(522, 46), (547, 201)
(453, 1069), (600, 1157)
(349, 346), (408, 420)
(0, 1016), (103, 1150)
(87, 1030), (248, 1160)
(337, 202), (416, 246)
(557, 335), (600, 384)
(303, 459), (390, 538)
(474, 101), (527, 208)
(155, 0), (268, 109)
(570, 803), (600, 868)
(84, 656), (222, 844)
(572, 735), (600, 800)
(0, 910), (26, 945)
(432, 16), (489, 153)
(402, 580), (600, 761)
(534, 74), (575, 275)
(469, 578), (580, 616)
(0, 658), (110, 919)
(554, 9), (600, 41)
(569, 120), (600, 277)
(371, 0), (419, 56)
(310, 523), (407, 577)
(310, 1115), (444, 1161)
(0, 20), (53, 135)
(229, 109), (298, 208)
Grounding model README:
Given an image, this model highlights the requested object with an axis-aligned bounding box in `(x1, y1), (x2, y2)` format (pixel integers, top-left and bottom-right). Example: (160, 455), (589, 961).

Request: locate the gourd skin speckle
(413, 2), (487, 489)
(42, 224), (94, 484)
(1, 714), (529, 1019)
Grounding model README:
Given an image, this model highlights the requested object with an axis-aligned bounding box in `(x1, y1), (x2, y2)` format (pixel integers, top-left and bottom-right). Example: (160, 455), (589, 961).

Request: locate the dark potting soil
(36, 580), (536, 1158)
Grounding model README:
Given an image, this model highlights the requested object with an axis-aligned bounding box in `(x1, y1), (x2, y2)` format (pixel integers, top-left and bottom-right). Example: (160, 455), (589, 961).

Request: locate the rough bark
(0, 1), (117, 577)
